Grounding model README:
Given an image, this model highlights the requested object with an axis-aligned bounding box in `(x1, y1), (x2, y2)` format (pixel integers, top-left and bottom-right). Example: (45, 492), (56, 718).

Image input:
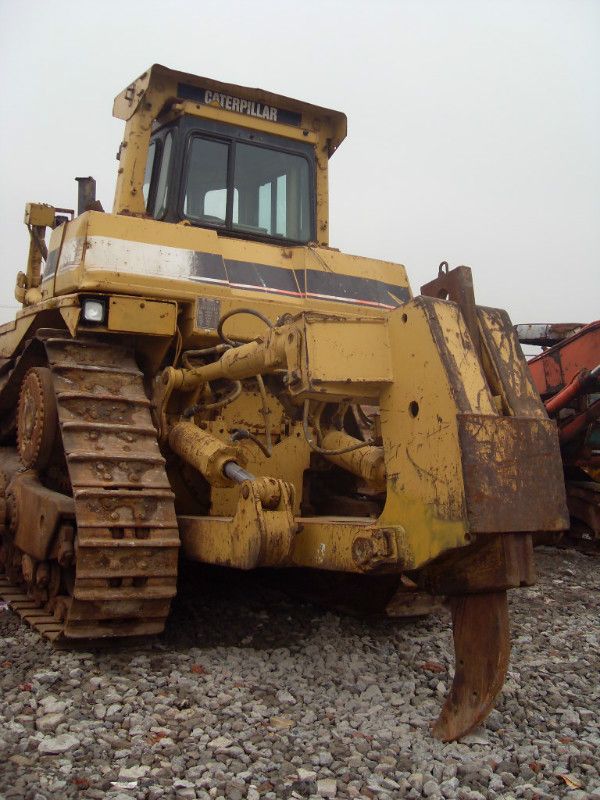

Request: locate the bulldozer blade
(432, 590), (510, 741)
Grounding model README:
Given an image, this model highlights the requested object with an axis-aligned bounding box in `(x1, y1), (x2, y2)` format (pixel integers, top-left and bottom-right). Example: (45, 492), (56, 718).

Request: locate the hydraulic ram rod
(165, 330), (290, 392)
(223, 461), (255, 484)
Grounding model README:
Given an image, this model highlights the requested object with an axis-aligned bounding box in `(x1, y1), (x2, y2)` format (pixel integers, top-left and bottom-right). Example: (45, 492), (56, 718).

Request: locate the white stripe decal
(83, 236), (202, 281)
(57, 237), (86, 274)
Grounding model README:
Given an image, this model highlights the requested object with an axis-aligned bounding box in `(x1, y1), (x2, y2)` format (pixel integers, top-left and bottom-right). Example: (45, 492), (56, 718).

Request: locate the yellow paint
(477, 307), (546, 418)
(24, 203), (55, 227)
(179, 478), (296, 569)
(0, 315), (36, 359)
(108, 296), (177, 336)
(59, 305), (80, 336)
(301, 316), (391, 387)
(376, 300), (484, 568)
(0, 295), (80, 357)
(211, 417), (309, 516)
(18, 203), (58, 307)
(290, 518), (377, 571)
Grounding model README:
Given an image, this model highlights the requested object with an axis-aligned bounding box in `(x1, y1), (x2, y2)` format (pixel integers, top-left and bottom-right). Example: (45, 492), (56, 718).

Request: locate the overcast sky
(0, 0), (598, 335)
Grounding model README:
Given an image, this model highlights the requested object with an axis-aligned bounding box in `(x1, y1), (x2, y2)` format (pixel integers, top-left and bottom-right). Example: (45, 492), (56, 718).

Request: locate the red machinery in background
(517, 321), (600, 543)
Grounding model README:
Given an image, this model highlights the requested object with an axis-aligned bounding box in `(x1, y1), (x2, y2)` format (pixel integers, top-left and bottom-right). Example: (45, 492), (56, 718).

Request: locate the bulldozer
(0, 65), (569, 740)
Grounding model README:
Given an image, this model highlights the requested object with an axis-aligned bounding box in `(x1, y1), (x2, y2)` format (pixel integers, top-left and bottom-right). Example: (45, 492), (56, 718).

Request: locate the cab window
(232, 143), (309, 241)
(183, 137), (228, 223)
(182, 134), (312, 243)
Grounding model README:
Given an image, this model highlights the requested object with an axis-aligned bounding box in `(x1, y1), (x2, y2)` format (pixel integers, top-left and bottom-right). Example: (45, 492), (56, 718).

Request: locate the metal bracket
(8, 471), (75, 562)
(421, 263), (482, 360)
(178, 477), (298, 569)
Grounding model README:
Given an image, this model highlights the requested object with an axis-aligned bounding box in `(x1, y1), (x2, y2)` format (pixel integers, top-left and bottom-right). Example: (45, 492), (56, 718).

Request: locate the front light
(82, 299), (106, 324)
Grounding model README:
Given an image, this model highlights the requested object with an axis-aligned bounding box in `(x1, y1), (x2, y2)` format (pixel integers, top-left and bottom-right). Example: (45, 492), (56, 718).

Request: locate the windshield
(183, 136), (312, 242)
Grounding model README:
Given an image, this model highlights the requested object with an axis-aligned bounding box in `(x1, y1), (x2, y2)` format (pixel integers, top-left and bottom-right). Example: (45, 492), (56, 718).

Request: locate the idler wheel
(17, 367), (58, 470)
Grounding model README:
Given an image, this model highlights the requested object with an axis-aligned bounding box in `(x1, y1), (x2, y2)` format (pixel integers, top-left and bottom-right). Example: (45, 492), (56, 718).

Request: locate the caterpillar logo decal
(177, 83), (303, 127)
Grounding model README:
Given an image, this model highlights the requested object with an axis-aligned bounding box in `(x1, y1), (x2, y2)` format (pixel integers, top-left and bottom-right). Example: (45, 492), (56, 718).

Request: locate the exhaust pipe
(75, 176), (97, 215)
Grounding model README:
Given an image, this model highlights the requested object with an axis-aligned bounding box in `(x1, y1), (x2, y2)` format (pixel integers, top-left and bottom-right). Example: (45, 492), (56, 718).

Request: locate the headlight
(81, 298), (107, 324)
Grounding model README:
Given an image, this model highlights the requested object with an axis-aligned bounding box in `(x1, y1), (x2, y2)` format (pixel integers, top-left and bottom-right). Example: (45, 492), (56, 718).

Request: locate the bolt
(21, 554), (35, 584)
(36, 562), (50, 588)
(352, 537), (373, 567)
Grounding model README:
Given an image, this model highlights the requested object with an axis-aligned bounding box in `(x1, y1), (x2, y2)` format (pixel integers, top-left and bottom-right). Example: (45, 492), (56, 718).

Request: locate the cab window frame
(153, 129), (175, 220)
(176, 118), (316, 244)
(181, 132), (232, 228)
(143, 137), (163, 214)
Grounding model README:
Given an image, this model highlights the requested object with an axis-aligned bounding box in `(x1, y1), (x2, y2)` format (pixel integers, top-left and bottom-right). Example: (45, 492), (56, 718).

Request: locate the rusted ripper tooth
(432, 590), (510, 741)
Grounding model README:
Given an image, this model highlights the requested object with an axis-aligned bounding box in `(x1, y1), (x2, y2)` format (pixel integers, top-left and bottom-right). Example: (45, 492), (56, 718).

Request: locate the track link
(0, 576), (64, 641)
(1, 335), (180, 642)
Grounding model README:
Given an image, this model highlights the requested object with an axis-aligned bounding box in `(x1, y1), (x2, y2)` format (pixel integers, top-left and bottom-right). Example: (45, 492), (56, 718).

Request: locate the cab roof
(113, 64), (347, 157)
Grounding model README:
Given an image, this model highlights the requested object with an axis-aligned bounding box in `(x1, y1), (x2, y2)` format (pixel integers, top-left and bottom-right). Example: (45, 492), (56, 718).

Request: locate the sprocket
(17, 367), (58, 470)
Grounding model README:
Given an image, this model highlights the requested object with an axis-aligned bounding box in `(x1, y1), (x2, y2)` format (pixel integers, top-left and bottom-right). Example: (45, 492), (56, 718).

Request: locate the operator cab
(143, 116), (315, 244)
(113, 66), (346, 248)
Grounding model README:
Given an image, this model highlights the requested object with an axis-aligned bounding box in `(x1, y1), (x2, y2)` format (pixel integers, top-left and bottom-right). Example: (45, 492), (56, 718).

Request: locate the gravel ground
(0, 547), (598, 800)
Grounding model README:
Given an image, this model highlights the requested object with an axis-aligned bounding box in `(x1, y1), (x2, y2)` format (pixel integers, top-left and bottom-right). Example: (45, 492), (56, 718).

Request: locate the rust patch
(58, 369), (134, 396)
(458, 414), (569, 533)
(478, 307), (545, 418)
(86, 459), (155, 484)
(432, 590), (509, 741)
(76, 546), (178, 577)
(421, 298), (474, 414)
(50, 343), (127, 368)
(421, 263), (481, 357)
(84, 494), (159, 524)
(418, 533), (536, 596)
(60, 397), (138, 424)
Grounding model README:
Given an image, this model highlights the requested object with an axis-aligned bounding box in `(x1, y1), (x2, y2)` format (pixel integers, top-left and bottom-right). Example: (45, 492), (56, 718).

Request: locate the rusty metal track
(1, 336), (180, 642)
(0, 576), (160, 650)
(0, 576), (64, 640)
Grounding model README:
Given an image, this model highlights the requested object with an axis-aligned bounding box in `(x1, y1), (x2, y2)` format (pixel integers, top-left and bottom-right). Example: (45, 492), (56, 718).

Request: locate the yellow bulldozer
(0, 65), (568, 740)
